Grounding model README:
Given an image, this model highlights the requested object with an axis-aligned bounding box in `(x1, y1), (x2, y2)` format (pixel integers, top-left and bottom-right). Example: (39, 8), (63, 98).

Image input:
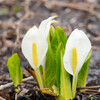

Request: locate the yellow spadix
(32, 42), (38, 67)
(72, 47), (77, 75)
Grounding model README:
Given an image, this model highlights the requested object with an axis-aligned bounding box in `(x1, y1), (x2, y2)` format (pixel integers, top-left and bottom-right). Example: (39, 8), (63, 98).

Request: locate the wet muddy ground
(0, 0), (100, 99)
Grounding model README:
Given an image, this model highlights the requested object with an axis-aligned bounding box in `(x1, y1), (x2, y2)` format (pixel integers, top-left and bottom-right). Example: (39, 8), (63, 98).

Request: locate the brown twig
(77, 85), (100, 89)
(93, 36), (100, 42)
(77, 86), (100, 95)
(85, 89), (99, 92)
(23, 81), (37, 85)
(80, 91), (99, 95)
(0, 76), (33, 91)
(0, 21), (17, 29)
(93, 46), (100, 51)
(0, 75), (11, 81)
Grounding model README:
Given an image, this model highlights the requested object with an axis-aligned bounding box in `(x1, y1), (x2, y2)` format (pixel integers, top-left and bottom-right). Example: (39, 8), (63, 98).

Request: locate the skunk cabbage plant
(7, 16), (92, 100)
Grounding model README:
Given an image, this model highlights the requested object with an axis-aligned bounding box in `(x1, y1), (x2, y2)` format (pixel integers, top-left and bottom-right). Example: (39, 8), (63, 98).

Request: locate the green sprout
(7, 53), (23, 92)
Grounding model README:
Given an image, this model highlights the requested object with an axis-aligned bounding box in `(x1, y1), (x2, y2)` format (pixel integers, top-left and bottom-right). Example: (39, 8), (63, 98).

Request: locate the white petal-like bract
(39, 16), (57, 38)
(22, 26), (48, 69)
(63, 29), (91, 76)
(22, 16), (57, 69)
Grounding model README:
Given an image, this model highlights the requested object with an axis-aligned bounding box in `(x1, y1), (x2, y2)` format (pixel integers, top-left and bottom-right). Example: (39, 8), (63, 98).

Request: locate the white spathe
(39, 16), (57, 38)
(63, 29), (91, 76)
(21, 16), (56, 69)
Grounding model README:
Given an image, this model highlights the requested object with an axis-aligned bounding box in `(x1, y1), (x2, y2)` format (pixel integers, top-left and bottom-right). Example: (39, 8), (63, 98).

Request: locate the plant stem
(72, 74), (77, 98)
(35, 68), (43, 88)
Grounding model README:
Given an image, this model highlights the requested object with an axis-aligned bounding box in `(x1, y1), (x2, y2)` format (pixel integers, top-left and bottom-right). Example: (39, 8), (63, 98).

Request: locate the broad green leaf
(56, 26), (67, 48)
(77, 49), (92, 87)
(56, 43), (72, 99)
(45, 27), (57, 89)
(45, 38), (56, 89)
(7, 53), (23, 87)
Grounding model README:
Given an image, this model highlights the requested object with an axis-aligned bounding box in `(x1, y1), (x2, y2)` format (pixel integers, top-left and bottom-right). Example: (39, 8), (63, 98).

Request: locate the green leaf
(56, 43), (61, 94)
(45, 27), (58, 89)
(56, 26), (67, 48)
(7, 53), (23, 87)
(56, 43), (72, 99)
(77, 49), (92, 87)
(45, 38), (56, 89)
